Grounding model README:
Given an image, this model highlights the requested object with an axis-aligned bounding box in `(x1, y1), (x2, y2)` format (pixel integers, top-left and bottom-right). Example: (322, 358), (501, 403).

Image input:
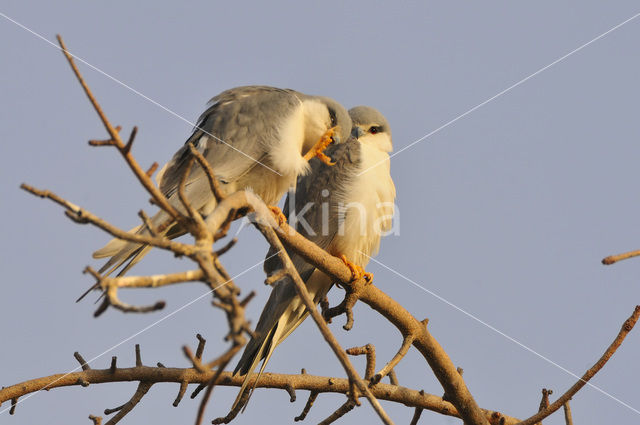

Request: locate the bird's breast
(331, 144), (395, 266)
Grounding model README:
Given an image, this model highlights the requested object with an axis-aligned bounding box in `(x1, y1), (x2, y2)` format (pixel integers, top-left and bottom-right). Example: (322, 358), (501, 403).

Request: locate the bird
(92, 86), (352, 276)
(232, 105), (396, 408)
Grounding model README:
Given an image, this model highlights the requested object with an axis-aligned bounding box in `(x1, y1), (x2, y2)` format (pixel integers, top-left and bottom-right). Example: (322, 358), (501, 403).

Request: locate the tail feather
(92, 211), (175, 277)
(231, 270), (332, 411)
(231, 323), (282, 410)
(92, 225), (142, 259)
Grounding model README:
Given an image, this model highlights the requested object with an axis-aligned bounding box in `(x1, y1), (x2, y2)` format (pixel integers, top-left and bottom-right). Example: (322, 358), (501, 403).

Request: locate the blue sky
(2, 2), (640, 424)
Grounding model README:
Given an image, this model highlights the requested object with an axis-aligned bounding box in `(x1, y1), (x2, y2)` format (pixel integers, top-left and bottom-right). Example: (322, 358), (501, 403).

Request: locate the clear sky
(2, 2), (640, 424)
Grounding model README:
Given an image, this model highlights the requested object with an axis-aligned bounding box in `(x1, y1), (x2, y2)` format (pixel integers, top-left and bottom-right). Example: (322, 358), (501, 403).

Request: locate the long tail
(231, 269), (332, 410)
(92, 210), (179, 277)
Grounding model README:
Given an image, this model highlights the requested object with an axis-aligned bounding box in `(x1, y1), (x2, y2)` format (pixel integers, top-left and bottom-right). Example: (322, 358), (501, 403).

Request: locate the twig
(202, 190), (489, 425)
(515, 305), (640, 425)
(533, 389), (552, 425)
(284, 384), (297, 402)
(409, 391), (425, 425)
(212, 390), (248, 424)
(195, 334), (207, 360)
(318, 399), (356, 425)
(295, 391), (319, 422)
(56, 35), (180, 221)
(249, 201), (394, 425)
(103, 382), (152, 424)
(346, 344), (376, 380)
(20, 184), (192, 257)
(173, 381), (188, 407)
(0, 366), (519, 424)
(194, 343), (242, 425)
(323, 289), (359, 331)
(602, 249), (640, 265)
(388, 370), (399, 386)
(183, 346), (207, 374)
(89, 415), (102, 425)
(371, 336), (414, 385)
(188, 143), (226, 202)
(74, 352), (91, 371)
(563, 401), (573, 425)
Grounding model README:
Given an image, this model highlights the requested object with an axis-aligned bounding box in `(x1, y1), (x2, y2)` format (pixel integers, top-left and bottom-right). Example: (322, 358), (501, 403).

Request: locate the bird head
(348, 106), (393, 152)
(315, 96), (352, 144)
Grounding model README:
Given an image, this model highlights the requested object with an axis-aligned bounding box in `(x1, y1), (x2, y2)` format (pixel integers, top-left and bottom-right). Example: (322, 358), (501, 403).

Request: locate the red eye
(369, 126), (378, 134)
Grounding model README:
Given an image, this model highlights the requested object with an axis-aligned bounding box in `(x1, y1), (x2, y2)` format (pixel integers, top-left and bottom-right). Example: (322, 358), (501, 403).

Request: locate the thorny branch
(0, 348), (520, 424)
(7, 34), (640, 425)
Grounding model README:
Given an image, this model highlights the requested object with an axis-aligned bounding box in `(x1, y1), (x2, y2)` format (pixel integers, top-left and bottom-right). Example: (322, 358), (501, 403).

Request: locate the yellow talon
(340, 255), (372, 284)
(268, 206), (287, 227)
(363, 272), (373, 284)
(303, 126), (338, 166)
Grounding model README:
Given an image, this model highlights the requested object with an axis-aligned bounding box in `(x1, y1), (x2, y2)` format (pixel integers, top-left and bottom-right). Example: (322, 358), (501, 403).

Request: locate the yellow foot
(303, 126), (338, 166)
(340, 255), (373, 284)
(268, 205), (287, 227)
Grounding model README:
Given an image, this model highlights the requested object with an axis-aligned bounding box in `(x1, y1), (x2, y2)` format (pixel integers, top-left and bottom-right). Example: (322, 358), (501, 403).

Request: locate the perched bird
(92, 86), (351, 276)
(232, 106), (396, 407)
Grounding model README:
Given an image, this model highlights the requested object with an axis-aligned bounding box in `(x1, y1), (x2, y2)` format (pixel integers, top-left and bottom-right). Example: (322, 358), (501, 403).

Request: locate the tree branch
(514, 305), (640, 425)
(0, 364), (518, 424)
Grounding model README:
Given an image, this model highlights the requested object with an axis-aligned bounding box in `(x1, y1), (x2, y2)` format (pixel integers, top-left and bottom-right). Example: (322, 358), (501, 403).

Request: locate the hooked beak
(331, 125), (342, 144)
(351, 126), (365, 139)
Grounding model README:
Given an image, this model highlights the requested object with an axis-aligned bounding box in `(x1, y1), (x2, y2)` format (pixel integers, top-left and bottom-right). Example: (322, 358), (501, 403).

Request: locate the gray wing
(158, 86), (302, 201)
(231, 138), (362, 408)
(263, 138), (362, 275)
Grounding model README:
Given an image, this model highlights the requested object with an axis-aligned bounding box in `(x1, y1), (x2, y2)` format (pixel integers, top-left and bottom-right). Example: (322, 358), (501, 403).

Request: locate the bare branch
(515, 305), (640, 425)
(563, 401), (573, 425)
(346, 344), (376, 380)
(387, 370), (399, 386)
(295, 391), (319, 422)
(103, 382), (152, 424)
(318, 399), (356, 425)
(74, 352), (92, 371)
(173, 380), (189, 407)
(602, 249), (640, 265)
(188, 143), (226, 202)
(249, 202), (394, 425)
(56, 35), (181, 221)
(371, 336), (414, 385)
(409, 392), (425, 425)
(89, 414), (102, 425)
(20, 184), (192, 256)
(0, 365), (518, 424)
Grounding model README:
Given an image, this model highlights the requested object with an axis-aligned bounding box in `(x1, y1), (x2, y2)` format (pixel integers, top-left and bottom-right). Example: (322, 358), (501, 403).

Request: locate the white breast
(333, 143), (396, 267)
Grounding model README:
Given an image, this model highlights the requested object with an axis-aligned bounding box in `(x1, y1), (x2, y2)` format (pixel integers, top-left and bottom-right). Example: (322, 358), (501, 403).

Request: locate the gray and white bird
(92, 86), (351, 276)
(232, 106), (396, 407)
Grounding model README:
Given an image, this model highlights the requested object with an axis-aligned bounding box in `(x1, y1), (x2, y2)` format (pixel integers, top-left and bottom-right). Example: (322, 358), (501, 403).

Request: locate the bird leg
(340, 255), (373, 284)
(268, 205), (287, 227)
(303, 126), (337, 166)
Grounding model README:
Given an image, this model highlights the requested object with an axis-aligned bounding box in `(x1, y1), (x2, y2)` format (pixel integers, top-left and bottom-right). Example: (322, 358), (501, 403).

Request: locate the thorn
(123, 126), (138, 154)
(74, 352), (91, 371)
(173, 381), (188, 407)
(195, 334), (207, 360)
(146, 162), (158, 177)
(284, 384), (296, 402)
(135, 344), (142, 367)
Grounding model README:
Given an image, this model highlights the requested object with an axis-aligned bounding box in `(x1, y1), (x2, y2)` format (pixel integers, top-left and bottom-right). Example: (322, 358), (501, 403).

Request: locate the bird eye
(329, 108), (337, 127)
(369, 126), (380, 134)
